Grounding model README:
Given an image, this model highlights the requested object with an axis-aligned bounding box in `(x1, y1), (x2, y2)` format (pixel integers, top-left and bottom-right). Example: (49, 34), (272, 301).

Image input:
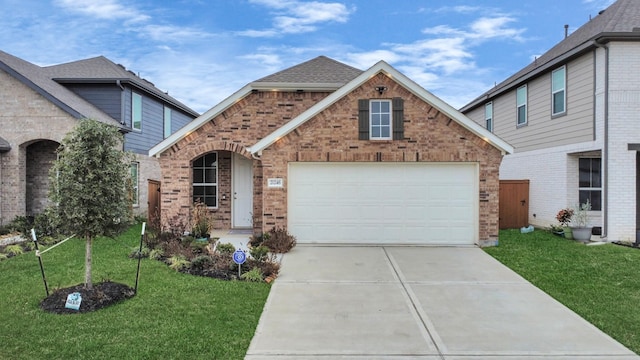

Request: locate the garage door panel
(288, 163), (478, 245)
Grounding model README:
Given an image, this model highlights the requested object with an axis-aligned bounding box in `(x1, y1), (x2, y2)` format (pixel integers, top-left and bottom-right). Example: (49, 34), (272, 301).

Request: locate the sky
(0, 0), (617, 114)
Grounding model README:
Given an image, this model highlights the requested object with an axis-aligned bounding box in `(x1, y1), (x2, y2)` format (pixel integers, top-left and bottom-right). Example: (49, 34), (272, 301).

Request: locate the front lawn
(0, 224), (270, 359)
(485, 229), (640, 354)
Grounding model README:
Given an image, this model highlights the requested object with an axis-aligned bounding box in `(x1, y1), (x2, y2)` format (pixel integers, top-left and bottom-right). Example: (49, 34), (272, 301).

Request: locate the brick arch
(181, 141), (254, 162)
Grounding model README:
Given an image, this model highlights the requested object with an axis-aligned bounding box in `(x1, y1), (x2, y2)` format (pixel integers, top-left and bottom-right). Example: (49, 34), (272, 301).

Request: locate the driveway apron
(245, 246), (638, 360)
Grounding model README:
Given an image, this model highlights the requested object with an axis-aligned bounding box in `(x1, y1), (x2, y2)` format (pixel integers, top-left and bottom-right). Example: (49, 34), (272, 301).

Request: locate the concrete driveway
(246, 246), (638, 359)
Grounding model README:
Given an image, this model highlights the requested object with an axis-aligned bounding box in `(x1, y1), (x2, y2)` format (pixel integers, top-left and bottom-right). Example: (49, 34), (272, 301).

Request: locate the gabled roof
(44, 56), (199, 117)
(150, 57), (513, 157)
(150, 56), (363, 156)
(0, 50), (122, 127)
(251, 55), (363, 91)
(249, 61), (513, 155)
(461, 0), (640, 112)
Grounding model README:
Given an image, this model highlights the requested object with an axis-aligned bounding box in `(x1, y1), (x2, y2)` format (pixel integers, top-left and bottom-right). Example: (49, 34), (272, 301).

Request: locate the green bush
(191, 255), (213, 270)
(4, 244), (24, 256)
(129, 246), (150, 259)
(149, 248), (164, 260)
(216, 243), (235, 255)
(168, 255), (190, 271)
(241, 267), (264, 282)
(250, 245), (269, 262)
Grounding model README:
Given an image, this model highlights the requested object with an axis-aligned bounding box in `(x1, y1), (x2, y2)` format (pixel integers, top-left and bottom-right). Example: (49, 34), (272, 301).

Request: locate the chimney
(564, 24), (569, 39)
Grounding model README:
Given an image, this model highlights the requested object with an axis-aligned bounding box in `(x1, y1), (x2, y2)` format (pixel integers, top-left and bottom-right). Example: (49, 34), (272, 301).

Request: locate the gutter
(593, 39), (609, 239)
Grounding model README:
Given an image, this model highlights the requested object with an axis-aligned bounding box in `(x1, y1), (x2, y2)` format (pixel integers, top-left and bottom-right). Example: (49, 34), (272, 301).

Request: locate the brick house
(460, 0), (640, 242)
(0, 50), (198, 225)
(150, 57), (513, 246)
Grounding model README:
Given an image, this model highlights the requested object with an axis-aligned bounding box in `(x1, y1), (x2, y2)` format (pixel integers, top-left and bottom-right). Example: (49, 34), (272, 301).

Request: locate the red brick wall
(157, 91), (331, 233)
(259, 74), (503, 245)
(158, 74), (503, 244)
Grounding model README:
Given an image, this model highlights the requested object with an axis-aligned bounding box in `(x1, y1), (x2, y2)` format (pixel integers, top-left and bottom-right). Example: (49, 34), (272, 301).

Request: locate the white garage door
(288, 162), (478, 245)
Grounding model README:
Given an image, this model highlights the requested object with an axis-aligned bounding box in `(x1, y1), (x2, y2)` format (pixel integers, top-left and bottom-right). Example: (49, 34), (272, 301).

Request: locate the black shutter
(358, 99), (369, 140)
(392, 97), (404, 140)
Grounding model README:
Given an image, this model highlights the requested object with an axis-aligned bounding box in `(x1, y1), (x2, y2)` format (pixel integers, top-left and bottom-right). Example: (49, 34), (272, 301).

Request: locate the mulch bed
(40, 281), (135, 314)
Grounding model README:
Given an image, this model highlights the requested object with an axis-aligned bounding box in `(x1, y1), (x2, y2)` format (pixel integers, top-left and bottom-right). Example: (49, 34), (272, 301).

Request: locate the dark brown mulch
(40, 281), (135, 314)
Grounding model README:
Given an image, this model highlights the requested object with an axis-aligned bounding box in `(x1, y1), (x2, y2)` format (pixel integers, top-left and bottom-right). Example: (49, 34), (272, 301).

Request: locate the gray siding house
(0, 51), (198, 225)
(461, 0), (640, 242)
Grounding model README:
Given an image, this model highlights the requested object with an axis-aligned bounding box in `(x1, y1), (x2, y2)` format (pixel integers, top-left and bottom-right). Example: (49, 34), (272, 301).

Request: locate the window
(516, 85), (527, 126)
(163, 106), (172, 139)
(370, 100), (392, 140)
(130, 162), (139, 207)
(132, 92), (142, 130)
(552, 66), (566, 115)
(192, 152), (218, 207)
(358, 98), (403, 140)
(579, 158), (601, 211)
(485, 102), (493, 132)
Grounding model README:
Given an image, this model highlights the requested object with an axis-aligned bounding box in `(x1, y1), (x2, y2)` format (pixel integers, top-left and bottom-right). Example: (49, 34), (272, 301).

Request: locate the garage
(288, 162), (478, 245)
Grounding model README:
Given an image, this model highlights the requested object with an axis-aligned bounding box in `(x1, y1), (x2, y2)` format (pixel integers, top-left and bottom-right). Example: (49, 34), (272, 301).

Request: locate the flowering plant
(556, 208), (574, 227)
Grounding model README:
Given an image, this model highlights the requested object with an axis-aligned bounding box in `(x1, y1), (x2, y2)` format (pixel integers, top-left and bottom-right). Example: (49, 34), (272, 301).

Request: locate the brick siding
(158, 73), (504, 244)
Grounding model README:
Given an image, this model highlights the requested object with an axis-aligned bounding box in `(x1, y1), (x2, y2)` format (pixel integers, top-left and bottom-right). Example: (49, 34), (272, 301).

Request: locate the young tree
(49, 119), (133, 289)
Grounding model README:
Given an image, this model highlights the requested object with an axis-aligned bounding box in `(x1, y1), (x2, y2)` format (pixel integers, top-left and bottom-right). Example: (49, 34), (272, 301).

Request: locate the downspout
(593, 39), (609, 239)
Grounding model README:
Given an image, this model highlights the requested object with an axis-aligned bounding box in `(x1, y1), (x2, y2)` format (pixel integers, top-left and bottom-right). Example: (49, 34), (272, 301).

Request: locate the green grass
(486, 229), (640, 354)
(0, 224), (270, 359)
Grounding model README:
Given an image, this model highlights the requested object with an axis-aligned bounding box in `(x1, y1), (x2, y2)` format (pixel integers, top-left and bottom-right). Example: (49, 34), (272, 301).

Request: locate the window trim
(551, 66), (566, 116)
(578, 157), (601, 211)
(132, 92), (142, 131)
(516, 85), (527, 127)
(192, 152), (218, 208)
(130, 162), (139, 207)
(485, 102), (493, 132)
(369, 99), (392, 140)
(163, 106), (172, 139)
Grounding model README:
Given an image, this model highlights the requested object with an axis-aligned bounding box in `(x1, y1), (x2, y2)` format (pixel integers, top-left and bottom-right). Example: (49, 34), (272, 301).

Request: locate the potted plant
(570, 200), (592, 242)
(556, 208), (574, 239)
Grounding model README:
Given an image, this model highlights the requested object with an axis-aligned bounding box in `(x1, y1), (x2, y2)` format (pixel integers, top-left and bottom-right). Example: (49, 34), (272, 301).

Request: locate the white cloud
(53, 0), (149, 22)
(141, 24), (213, 43)
(241, 0), (354, 37)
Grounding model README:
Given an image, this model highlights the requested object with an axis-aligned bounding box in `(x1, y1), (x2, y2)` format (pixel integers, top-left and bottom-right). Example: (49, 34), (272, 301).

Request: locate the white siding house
(461, 0), (640, 242)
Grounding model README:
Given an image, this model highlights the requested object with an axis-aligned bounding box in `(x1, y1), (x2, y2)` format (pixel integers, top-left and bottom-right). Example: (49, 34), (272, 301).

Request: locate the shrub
(0, 226), (10, 236)
(149, 248), (164, 260)
(241, 267), (263, 282)
(263, 227), (296, 253)
(129, 246), (150, 259)
(22, 241), (35, 251)
(168, 255), (190, 271)
(191, 255), (213, 270)
(250, 245), (269, 262)
(253, 260), (280, 278)
(0, 253), (7, 261)
(249, 232), (270, 248)
(4, 244), (24, 256)
(216, 243), (235, 255)
(8, 216), (31, 236)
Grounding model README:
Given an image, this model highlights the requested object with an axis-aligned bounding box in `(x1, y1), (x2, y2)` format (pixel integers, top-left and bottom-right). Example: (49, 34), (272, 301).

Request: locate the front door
(232, 153), (253, 228)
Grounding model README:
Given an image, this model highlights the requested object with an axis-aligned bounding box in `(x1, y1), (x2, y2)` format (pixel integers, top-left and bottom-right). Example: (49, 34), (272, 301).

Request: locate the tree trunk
(85, 234), (93, 289)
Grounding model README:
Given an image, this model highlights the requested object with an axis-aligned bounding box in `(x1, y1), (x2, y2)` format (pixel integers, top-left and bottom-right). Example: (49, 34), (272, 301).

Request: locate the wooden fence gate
(148, 180), (161, 228)
(499, 180), (529, 229)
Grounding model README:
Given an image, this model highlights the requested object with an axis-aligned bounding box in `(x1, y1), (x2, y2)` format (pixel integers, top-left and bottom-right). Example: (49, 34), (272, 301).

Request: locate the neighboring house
(460, 0), (640, 241)
(150, 56), (513, 246)
(0, 50), (199, 225)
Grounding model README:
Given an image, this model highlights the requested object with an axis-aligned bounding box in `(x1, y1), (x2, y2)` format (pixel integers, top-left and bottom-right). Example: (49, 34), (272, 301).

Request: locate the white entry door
(288, 162), (478, 245)
(232, 153), (253, 228)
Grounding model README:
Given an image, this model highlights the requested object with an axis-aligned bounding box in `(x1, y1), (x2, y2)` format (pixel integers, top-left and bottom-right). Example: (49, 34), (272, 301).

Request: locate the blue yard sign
(233, 249), (246, 265)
